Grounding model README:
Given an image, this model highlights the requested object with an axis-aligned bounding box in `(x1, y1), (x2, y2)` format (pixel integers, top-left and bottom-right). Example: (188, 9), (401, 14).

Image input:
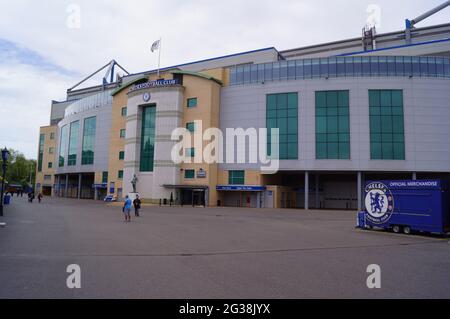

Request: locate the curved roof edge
(111, 75), (148, 96)
(170, 70), (223, 85)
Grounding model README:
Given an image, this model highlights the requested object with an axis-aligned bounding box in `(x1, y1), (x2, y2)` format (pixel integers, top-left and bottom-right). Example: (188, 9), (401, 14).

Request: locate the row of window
(59, 116), (97, 167)
(266, 90), (405, 160)
(230, 56), (450, 86)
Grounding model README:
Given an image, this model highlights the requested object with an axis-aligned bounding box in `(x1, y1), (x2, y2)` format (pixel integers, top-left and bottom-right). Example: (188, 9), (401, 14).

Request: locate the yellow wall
(35, 126), (57, 194)
(180, 74), (222, 206)
(107, 87), (127, 197)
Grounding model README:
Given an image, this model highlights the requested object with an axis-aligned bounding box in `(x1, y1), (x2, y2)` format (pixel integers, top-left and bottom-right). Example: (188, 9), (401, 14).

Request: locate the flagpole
(157, 37), (162, 78)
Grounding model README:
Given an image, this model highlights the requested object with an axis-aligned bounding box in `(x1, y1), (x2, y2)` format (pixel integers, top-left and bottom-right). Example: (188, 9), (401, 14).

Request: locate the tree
(4, 149), (36, 188)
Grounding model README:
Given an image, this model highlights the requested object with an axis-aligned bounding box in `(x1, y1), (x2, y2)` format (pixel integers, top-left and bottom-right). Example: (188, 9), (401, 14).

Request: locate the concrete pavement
(0, 196), (449, 298)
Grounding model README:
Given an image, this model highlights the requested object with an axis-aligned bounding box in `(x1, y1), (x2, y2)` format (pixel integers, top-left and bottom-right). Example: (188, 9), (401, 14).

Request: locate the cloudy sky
(0, 0), (448, 159)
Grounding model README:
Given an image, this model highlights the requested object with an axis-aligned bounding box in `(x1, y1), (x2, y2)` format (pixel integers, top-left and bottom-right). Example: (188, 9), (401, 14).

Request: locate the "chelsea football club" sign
(129, 79), (180, 92)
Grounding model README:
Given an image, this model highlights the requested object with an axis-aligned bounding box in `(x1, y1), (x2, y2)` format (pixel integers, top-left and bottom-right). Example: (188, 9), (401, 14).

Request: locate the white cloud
(0, 0), (449, 158)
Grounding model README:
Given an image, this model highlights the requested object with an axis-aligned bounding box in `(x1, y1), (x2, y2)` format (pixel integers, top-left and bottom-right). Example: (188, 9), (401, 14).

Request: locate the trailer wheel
(403, 226), (411, 235)
(392, 225), (401, 233)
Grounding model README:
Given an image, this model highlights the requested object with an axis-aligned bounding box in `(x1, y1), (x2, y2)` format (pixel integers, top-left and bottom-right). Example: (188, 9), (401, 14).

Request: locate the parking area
(0, 196), (449, 298)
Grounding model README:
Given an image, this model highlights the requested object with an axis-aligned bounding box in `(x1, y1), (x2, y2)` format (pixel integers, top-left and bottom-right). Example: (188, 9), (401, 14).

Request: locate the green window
(187, 98), (198, 108)
(118, 170), (124, 179)
(82, 117), (96, 165)
(48, 162), (53, 169)
(102, 171), (108, 183)
(315, 91), (350, 159)
(229, 170), (245, 185)
(120, 129), (126, 138)
(184, 169), (195, 179)
(68, 120), (79, 166)
(369, 90), (405, 160)
(186, 122), (195, 132)
(38, 133), (45, 172)
(121, 107), (127, 117)
(266, 92), (298, 159)
(50, 132), (55, 140)
(119, 151), (125, 160)
(186, 148), (195, 157)
(140, 105), (156, 172)
(59, 125), (69, 167)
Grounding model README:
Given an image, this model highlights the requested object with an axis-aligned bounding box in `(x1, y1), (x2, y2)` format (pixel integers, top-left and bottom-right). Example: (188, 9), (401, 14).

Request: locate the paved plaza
(0, 196), (449, 298)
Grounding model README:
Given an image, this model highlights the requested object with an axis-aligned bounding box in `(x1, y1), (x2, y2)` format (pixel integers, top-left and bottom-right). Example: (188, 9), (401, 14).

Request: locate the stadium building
(36, 10), (450, 210)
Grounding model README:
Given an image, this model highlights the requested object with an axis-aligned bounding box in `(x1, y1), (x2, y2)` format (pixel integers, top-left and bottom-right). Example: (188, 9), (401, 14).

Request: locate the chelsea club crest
(143, 92), (151, 102)
(364, 182), (394, 224)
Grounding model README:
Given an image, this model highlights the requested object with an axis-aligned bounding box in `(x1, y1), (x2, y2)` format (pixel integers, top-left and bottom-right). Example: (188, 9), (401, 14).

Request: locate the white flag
(151, 40), (160, 52)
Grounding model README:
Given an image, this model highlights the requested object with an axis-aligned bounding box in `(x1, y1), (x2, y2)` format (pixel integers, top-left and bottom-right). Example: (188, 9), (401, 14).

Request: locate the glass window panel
(320, 58), (329, 77)
(327, 117), (338, 133)
(304, 59), (312, 78)
(236, 66), (243, 84)
(404, 56), (412, 76)
(316, 133), (327, 142)
(370, 116), (381, 133)
(338, 91), (349, 107)
(428, 57), (436, 76)
(379, 57), (387, 76)
(277, 93), (288, 109)
(420, 57), (428, 76)
(272, 63), (280, 81)
(327, 133), (339, 143)
(371, 143), (382, 159)
(312, 59), (320, 78)
(338, 116), (349, 132)
(368, 57), (379, 76)
(393, 133), (404, 142)
(267, 110), (277, 118)
(380, 90), (391, 106)
(243, 65), (251, 84)
(250, 65), (258, 83)
(264, 63), (273, 81)
(395, 56), (404, 76)
(371, 133), (381, 142)
(258, 64), (265, 82)
(392, 116), (404, 133)
(339, 133), (350, 142)
(280, 61), (288, 80)
(345, 57), (354, 77)
(339, 142), (350, 159)
(316, 143), (327, 159)
(288, 61), (296, 80)
(369, 90), (380, 107)
(412, 57), (420, 76)
(369, 107), (380, 116)
(381, 116), (393, 133)
(288, 93), (298, 109)
(316, 117), (327, 133)
(328, 58), (337, 77)
(316, 92), (327, 108)
(230, 68), (237, 85)
(295, 60), (304, 79)
(326, 91), (338, 107)
(337, 58), (345, 76)
(393, 143), (405, 160)
(391, 90), (403, 107)
(387, 57), (396, 76)
(436, 58), (444, 77)
(382, 143), (394, 159)
(354, 57), (362, 76)
(287, 144), (298, 159)
(380, 106), (391, 116)
(327, 107), (338, 116)
(327, 143), (339, 159)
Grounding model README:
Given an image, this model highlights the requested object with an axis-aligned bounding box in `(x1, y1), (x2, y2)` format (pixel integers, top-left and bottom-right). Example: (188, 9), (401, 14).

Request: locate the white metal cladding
(64, 90), (113, 118)
(219, 77), (450, 173)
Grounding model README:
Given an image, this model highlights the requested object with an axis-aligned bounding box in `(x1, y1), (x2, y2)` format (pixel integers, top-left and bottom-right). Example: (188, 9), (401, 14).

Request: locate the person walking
(37, 192), (43, 203)
(133, 195), (141, 217)
(123, 195), (132, 222)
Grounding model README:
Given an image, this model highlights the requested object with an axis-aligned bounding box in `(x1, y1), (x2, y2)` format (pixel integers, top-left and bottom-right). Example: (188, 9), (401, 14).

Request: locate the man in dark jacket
(133, 195), (141, 217)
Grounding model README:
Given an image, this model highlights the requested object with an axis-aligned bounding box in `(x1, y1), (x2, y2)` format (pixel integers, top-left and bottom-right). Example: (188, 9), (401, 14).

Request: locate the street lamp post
(0, 147), (10, 217)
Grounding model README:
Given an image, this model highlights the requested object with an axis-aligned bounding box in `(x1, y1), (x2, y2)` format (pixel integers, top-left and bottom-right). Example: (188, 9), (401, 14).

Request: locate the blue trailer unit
(357, 180), (450, 235)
